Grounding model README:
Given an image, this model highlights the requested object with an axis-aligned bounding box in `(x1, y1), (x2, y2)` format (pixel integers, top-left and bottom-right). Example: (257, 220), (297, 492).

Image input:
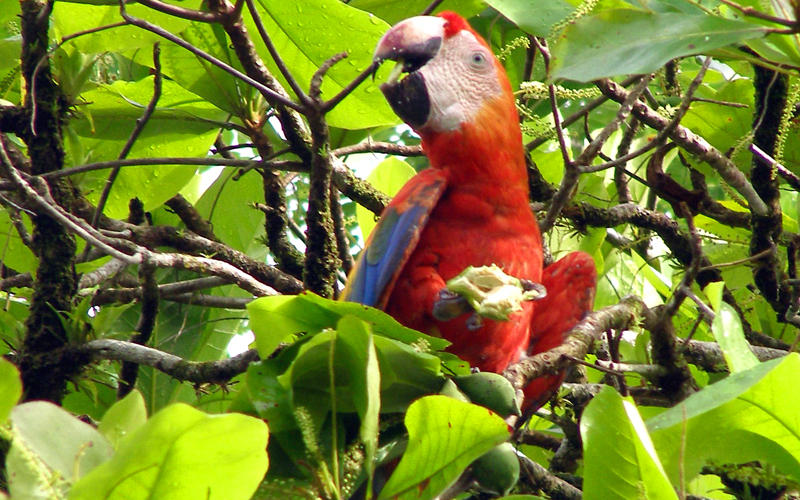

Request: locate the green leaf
(704, 281), (725, 311)
(648, 355), (800, 485)
(484, 0), (575, 37)
(335, 316), (381, 488)
(711, 302), (760, 373)
(246, 361), (297, 433)
(0, 209), (37, 274)
(9, 401), (113, 490)
(70, 404), (269, 500)
(348, 0), (484, 26)
(52, 2), (197, 53)
(246, 0), (397, 130)
(0, 358), (20, 424)
(550, 9), (767, 81)
(97, 390), (148, 449)
(72, 78), (224, 218)
(194, 168), (268, 256)
(132, 21), (246, 116)
(582, 387), (678, 500)
(247, 291), (449, 358)
(681, 79), (754, 171)
(378, 395), (510, 500)
(356, 157), (416, 240)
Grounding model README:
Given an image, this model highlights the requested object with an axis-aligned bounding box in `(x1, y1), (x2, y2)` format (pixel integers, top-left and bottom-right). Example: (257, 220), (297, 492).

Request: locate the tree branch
(594, 78), (769, 216)
(81, 339), (260, 384)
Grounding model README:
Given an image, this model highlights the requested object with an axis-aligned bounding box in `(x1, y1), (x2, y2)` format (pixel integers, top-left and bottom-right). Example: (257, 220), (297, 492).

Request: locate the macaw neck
(419, 97), (530, 206)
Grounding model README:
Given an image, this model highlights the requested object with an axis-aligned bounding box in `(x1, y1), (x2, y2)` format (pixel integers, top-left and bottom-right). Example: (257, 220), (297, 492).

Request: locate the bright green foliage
(0, 358), (21, 424)
(70, 404), (269, 500)
(97, 390), (148, 449)
(582, 387), (677, 500)
(3, 0), (800, 498)
(549, 5), (767, 81)
(247, 291), (449, 358)
(248, 0), (396, 130)
(648, 355), (800, 485)
(0, 211), (37, 277)
(73, 78), (226, 219)
(378, 395), (511, 500)
(484, 0), (575, 37)
(7, 402), (114, 499)
(711, 302), (760, 373)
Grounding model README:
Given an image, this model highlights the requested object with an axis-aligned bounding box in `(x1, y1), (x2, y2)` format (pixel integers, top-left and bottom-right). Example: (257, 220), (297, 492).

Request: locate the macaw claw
(432, 288), (472, 322)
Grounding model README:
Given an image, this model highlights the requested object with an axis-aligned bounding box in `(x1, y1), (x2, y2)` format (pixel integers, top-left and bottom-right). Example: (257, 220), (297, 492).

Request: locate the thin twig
(244, 0), (311, 107)
(525, 75), (642, 152)
(91, 43), (163, 233)
(584, 57), (712, 175)
(0, 145), (139, 264)
(118, 255), (159, 398)
(716, 0), (799, 28)
(692, 97), (749, 108)
(751, 143), (800, 192)
(323, 60), (381, 113)
(594, 78), (769, 216)
(421, 0), (445, 15)
(119, 0), (304, 112)
(135, 0), (218, 22)
(332, 141), (423, 158)
(39, 157), (300, 180)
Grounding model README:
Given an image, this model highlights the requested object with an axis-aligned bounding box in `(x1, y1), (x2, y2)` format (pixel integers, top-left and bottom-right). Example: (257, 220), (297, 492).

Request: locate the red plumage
(345, 12), (596, 411)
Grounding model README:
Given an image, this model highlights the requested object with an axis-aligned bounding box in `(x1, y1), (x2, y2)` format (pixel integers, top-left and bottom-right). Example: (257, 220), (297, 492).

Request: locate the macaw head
(374, 12), (514, 138)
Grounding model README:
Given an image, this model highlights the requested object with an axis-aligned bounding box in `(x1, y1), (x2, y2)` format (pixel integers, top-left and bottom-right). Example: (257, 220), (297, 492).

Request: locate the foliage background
(0, 0), (800, 498)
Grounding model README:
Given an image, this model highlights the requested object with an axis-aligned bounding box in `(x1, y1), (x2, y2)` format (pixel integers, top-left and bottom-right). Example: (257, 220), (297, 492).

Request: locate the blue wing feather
(343, 170), (447, 308)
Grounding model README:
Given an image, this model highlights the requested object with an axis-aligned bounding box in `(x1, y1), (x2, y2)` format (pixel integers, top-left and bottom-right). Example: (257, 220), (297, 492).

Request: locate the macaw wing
(343, 168), (447, 309)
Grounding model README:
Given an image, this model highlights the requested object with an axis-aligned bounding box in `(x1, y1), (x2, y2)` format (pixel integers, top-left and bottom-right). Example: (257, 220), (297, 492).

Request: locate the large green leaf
(72, 77), (225, 218)
(484, 0), (575, 37)
(247, 291), (449, 358)
(648, 355), (800, 484)
(379, 395), (511, 500)
(193, 168), (268, 256)
(681, 79), (754, 172)
(550, 8), (767, 81)
(246, 0), (398, 129)
(7, 402), (114, 499)
(335, 315), (381, 486)
(348, 0), (484, 26)
(132, 21), (247, 116)
(582, 387), (678, 500)
(278, 322), (444, 419)
(52, 1), (198, 53)
(97, 390), (148, 449)
(70, 403), (268, 500)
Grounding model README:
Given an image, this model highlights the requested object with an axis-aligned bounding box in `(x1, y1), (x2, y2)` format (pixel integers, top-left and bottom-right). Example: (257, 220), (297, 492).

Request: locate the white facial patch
(418, 30), (503, 132)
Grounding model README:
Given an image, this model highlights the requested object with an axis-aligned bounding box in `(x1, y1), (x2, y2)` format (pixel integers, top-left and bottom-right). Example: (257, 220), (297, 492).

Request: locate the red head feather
(437, 11), (471, 38)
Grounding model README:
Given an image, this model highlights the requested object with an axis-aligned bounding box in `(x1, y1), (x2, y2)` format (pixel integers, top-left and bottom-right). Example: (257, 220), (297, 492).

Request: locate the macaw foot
(433, 265), (547, 324)
(432, 288), (472, 322)
(431, 289), (495, 331)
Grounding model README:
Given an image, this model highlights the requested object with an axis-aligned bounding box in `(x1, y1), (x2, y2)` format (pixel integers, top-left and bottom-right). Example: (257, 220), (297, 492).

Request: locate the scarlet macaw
(344, 12), (597, 411)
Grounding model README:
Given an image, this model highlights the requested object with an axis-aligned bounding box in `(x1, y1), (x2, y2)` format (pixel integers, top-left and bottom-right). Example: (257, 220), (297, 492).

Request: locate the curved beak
(373, 16), (446, 129)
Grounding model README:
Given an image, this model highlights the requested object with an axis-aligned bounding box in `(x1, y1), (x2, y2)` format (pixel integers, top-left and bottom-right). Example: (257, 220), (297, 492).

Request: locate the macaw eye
(469, 51), (489, 69)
